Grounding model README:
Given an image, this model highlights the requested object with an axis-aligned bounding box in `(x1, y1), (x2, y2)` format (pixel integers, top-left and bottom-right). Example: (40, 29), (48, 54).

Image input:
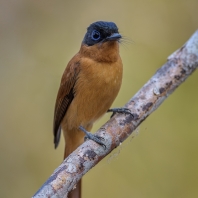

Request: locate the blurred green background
(1, 0), (198, 197)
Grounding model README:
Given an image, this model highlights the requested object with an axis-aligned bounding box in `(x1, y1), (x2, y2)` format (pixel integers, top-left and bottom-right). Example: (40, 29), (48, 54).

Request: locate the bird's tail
(64, 130), (85, 198)
(67, 179), (81, 198)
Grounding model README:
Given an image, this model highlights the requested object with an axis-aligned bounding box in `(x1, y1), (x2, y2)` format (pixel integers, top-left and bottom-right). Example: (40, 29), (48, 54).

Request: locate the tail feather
(64, 141), (83, 198)
(63, 127), (89, 198)
(68, 180), (81, 198)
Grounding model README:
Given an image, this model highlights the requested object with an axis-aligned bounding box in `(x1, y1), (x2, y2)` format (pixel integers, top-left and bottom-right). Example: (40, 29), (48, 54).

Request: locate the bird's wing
(53, 57), (81, 148)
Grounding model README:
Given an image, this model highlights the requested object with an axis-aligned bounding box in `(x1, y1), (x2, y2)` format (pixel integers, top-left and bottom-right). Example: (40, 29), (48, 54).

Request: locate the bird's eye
(91, 30), (100, 41)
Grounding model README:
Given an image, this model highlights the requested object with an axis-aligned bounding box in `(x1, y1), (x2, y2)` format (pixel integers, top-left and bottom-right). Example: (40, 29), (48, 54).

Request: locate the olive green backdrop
(1, 1), (198, 197)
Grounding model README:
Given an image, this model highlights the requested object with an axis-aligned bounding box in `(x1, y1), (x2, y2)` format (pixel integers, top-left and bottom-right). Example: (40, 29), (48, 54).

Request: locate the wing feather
(53, 58), (80, 148)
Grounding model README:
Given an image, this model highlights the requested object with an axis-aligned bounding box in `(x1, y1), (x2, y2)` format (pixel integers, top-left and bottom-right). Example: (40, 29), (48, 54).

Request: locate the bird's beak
(106, 33), (122, 41)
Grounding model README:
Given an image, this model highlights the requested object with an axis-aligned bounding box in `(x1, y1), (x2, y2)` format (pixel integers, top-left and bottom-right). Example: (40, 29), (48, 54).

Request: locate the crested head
(82, 21), (121, 46)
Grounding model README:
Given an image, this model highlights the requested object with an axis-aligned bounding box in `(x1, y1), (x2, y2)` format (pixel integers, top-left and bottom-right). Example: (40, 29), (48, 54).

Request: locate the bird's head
(81, 21), (121, 63)
(83, 21), (121, 46)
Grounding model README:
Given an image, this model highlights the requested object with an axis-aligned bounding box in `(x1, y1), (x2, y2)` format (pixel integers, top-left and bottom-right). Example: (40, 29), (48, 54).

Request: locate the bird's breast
(73, 57), (123, 125)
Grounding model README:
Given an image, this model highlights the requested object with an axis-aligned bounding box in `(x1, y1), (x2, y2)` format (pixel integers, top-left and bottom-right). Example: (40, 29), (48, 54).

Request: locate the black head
(82, 21), (121, 46)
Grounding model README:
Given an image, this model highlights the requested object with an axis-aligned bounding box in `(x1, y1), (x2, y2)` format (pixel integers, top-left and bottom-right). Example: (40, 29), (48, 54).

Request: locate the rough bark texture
(33, 30), (198, 198)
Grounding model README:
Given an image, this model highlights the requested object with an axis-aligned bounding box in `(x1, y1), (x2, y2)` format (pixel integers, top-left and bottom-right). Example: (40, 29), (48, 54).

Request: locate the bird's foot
(79, 126), (106, 149)
(107, 107), (134, 118)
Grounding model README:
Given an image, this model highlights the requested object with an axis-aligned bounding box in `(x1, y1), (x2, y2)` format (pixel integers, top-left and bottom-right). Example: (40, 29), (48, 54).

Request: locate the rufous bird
(53, 21), (131, 198)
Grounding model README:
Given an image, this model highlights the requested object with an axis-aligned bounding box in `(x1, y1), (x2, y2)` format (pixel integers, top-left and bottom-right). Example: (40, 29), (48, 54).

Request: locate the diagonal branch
(33, 30), (198, 198)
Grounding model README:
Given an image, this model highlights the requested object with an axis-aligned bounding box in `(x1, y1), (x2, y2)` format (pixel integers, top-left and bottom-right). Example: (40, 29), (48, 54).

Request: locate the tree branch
(33, 30), (198, 198)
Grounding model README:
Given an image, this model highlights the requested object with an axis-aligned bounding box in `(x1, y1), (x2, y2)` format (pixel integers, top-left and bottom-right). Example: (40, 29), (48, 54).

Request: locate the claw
(79, 126), (106, 149)
(108, 107), (134, 118)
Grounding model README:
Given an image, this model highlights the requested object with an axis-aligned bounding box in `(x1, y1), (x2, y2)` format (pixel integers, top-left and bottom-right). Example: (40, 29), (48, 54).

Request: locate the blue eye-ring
(91, 30), (100, 41)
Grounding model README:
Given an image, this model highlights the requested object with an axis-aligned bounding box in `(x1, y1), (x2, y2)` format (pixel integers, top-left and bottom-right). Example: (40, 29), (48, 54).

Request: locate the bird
(53, 21), (129, 198)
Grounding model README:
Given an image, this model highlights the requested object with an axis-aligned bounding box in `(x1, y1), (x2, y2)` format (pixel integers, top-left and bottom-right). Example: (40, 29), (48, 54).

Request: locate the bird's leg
(107, 107), (134, 118)
(79, 126), (106, 149)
